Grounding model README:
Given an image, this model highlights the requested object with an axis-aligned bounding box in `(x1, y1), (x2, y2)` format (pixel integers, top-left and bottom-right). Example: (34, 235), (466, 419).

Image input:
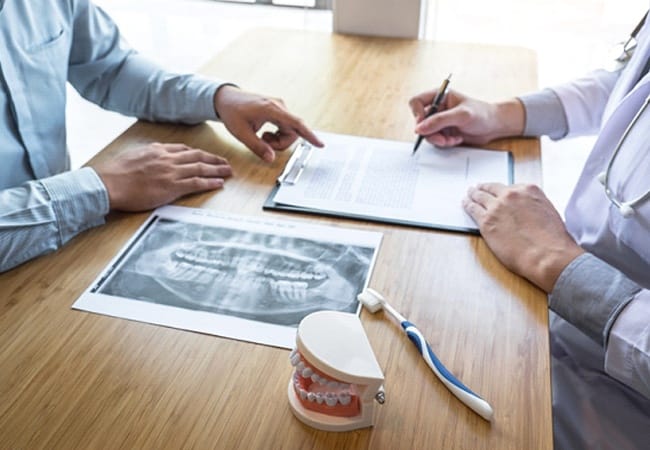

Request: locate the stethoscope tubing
(599, 94), (650, 217)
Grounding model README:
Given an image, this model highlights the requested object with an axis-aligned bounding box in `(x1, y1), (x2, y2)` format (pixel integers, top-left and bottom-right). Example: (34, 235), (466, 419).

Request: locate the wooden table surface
(0, 29), (550, 449)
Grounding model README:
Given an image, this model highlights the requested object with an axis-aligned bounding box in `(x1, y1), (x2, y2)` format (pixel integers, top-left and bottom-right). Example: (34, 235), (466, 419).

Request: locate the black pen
(412, 73), (452, 155)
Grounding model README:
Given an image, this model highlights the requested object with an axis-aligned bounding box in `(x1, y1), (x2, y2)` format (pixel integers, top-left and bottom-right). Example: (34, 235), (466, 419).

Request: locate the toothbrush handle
(401, 321), (494, 422)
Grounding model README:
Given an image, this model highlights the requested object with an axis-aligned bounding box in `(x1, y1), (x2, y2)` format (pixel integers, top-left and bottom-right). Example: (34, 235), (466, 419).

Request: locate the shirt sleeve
(549, 253), (650, 398)
(0, 167), (109, 272)
(518, 88), (569, 139)
(67, 0), (225, 124)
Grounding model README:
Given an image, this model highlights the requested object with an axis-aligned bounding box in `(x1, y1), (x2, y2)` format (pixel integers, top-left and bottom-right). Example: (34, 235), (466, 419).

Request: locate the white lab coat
(547, 12), (650, 450)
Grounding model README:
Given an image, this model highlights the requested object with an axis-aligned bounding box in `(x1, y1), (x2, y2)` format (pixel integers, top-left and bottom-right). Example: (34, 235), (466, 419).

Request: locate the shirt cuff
(40, 167), (110, 245)
(174, 77), (239, 122)
(173, 77), (240, 122)
(518, 88), (569, 139)
(549, 253), (642, 346)
(212, 82), (240, 121)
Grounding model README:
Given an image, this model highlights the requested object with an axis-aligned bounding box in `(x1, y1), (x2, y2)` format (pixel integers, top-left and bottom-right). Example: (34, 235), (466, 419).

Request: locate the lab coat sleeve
(605, 293), (650, 398)
(66, 0), (225, 124)
(549, 253), (650, 398)
(0, 168), (109, 272)
(550, 69), (621, 137)
(519, 69), (620, 138)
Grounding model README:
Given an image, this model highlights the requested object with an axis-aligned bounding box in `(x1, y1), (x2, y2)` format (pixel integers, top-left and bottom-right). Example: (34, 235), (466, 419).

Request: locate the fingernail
(265, 150), (275, 163)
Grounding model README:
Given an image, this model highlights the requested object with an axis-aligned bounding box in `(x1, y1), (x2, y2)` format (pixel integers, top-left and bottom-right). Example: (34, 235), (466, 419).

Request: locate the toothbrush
(357, 288), (494, 422)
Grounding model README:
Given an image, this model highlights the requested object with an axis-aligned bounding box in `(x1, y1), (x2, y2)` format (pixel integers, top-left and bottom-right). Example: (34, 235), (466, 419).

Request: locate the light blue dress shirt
(0, 0), (224, 272)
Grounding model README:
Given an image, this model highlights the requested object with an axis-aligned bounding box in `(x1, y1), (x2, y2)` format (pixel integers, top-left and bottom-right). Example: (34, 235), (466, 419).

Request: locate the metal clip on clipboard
(277, 140), (314, 185)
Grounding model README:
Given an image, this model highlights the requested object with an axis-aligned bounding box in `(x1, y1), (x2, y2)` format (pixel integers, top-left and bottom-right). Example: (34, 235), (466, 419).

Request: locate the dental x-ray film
(73, 206), (382, 348)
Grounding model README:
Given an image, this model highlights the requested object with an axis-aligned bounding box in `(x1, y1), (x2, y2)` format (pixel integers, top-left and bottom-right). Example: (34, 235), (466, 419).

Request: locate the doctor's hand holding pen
(409, 87), (584, 294)
(409, 88), (526, 148)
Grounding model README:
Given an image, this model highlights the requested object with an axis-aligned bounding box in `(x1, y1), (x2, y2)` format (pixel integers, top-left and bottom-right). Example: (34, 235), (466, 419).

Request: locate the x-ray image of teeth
(98, 218), (375, 326)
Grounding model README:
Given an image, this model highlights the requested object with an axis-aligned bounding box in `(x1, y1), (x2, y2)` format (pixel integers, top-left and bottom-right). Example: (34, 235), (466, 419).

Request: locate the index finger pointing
(277, 117), (323, 148)
(294, 124), (323, 148)
(265, 105), (323, 148)
(278, 113), (324, 147)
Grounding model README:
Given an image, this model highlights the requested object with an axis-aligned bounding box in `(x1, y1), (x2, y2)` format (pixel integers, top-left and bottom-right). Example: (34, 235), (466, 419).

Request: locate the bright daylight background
(67, 0), (647, 215)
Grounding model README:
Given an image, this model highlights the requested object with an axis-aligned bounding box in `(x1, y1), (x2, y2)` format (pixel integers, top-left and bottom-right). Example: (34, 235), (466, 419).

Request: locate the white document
(271, 131), (513, 233)
(73, 206), (382, 349)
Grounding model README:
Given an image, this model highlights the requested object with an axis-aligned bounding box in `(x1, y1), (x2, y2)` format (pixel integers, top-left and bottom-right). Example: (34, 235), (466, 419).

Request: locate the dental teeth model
(288, 311), (385, 431)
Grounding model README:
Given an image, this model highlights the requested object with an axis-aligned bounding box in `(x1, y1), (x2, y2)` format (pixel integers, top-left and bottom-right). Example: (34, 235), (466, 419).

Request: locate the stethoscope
(610, 11), (648, 70)
(597, 94), (650, 218)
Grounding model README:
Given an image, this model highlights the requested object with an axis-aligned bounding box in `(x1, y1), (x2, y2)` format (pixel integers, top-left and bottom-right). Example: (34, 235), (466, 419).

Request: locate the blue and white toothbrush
(357, 288), (494, 421)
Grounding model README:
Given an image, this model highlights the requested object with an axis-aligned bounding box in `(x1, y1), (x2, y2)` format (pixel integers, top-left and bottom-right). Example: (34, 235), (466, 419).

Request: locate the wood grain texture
(0, 29), (550, 449)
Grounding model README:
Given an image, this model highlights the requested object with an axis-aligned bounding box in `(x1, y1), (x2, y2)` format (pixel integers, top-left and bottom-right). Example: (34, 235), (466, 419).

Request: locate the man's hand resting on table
(92, 142), (232, 211)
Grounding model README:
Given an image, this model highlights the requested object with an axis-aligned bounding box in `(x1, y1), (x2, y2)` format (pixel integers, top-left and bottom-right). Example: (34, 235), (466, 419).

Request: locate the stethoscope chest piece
(597, 171), (633, 218)
(618, 202), (636, 218)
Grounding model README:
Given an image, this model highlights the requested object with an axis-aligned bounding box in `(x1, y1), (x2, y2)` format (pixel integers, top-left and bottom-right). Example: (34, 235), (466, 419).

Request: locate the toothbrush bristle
(357, 288), (385, 313)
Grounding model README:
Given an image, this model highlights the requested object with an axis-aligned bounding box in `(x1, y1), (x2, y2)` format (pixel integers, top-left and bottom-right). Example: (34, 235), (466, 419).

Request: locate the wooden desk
(0, 29), (550, 449)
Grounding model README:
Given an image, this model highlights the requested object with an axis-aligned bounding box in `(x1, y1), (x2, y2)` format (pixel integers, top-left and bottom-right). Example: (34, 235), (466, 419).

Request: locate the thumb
(244, 135), (275, 162)
(228, 120), (276, 162)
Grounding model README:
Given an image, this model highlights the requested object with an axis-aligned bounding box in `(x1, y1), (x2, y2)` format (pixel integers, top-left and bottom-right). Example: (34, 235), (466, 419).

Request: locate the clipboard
(263, 131), (514, 235)
(276, 139), (313, 185)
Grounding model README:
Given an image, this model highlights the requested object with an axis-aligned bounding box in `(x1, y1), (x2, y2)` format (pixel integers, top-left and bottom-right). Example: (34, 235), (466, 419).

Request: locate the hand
(409, 89), (525, 147)
(92, 143), (232, 211)
(462, 183), (585, 292)
(214, 85), (323, 162)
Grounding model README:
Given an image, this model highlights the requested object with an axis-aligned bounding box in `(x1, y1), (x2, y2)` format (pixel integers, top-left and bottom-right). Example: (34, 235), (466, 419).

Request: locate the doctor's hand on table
(409, 88), (583, 293)
(461, 183), (584, 293)
(214, 85), (324, 163)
